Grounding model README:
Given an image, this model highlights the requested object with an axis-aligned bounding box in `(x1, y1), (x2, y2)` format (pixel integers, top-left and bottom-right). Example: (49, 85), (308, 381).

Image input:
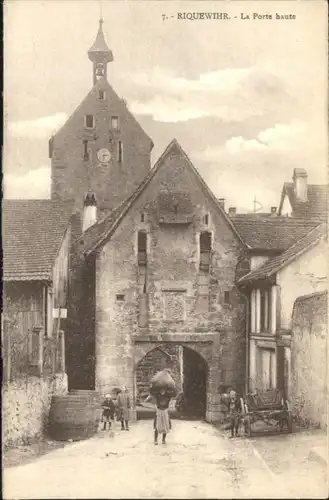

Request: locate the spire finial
(88, 17), (113, 85)
(100, 0), (103, 21)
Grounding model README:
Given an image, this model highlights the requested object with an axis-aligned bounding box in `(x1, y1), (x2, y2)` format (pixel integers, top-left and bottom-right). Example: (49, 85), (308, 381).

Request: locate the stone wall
(291, 291), (327, 429)
(2, 373), (68, 449)
(93, 143), (247, 412)
(51, 80), (152, 213)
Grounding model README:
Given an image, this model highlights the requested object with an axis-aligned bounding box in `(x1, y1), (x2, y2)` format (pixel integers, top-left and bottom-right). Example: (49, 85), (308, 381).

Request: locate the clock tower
(50, 20), (153, 214)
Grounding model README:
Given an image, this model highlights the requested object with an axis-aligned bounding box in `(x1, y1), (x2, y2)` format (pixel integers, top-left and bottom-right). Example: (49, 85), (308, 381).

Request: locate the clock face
(97, 148), (111, 164)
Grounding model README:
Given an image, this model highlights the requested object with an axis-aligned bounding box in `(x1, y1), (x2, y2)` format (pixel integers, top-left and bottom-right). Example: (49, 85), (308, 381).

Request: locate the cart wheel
(287, 412), (293, 433)
(244, 416), (252, 437)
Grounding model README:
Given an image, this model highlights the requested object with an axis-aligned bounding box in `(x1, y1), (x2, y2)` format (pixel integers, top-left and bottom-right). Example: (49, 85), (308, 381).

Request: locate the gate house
(48, 21), (247, 421)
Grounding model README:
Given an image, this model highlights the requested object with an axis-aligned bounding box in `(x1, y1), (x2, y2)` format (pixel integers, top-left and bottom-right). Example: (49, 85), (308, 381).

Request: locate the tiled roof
(3, 200), (74, 281)
(279, 183), (327, 221)
(238, 223), (326, 284)
(230, 215), (319, 251)
(81, 139), (245, 255)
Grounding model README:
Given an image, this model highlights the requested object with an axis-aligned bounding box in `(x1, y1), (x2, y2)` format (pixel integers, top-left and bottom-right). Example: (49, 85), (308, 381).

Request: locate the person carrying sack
(147, 368), (177, 445)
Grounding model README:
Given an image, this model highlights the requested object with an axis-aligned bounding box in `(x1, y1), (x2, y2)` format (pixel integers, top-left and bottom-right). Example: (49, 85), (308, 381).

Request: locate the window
(111, 116), (119, 129)
(83, 140), (89, 161)
(85, 114), (94, 129)
(199, 231), (212, 272)
(118, 141), (123, 163)
(141, 213), (145, 222)
(98, 90), (106, 100)
(224, 291), (231, 305)
(204, 214), (209, 225)
(138, 231), (147, 266)
(116, 294), (125, 302)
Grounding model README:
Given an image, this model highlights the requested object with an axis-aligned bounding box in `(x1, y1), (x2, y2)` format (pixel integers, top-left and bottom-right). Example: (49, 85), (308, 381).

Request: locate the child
(101, 394), (115, 431)
(228, 390), (242, 438)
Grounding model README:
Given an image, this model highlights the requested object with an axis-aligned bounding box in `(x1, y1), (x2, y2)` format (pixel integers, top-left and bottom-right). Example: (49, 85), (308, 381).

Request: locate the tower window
(118, 141), (123, 163)
(224, 291), (231, 305)
(98, 90), (106, 100)
(199, 231), (212, 272)
(141, 213), (145, 222)
(138, 231), (147, 266)
(116, 294), (125, 302)
(111, 116), (119, 129)
(83, 140), (89, 161)
(85, 115), (95, 129)
(204, 214), (209, 225)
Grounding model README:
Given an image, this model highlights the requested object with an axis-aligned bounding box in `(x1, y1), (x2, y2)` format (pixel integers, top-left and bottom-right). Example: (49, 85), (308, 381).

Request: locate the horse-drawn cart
(241, 389), (293, 437)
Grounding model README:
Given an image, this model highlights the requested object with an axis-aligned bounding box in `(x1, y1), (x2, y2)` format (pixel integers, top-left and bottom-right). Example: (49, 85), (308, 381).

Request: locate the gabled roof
(278, 182), (327, 221)
(230, 215), (319, 251)
(3, 200), (74, 281)
(238, 223), (326, 285)
(52, 77), (153, 149)
(81, 139), (246, 256)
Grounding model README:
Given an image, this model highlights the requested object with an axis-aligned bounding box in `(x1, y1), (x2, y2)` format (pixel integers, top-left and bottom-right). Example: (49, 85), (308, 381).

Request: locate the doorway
(182, 346), (208, 419)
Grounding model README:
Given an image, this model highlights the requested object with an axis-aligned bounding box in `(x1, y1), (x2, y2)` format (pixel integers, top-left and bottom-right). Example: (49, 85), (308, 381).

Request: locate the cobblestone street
(4, 420), (328, 499)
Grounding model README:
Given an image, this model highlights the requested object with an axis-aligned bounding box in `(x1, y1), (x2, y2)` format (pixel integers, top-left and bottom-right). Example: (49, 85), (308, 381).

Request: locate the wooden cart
(241, 389), (293, 437)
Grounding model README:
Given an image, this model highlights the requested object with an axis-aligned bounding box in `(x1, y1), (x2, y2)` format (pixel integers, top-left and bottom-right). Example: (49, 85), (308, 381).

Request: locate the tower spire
(88, 19), (113, 85)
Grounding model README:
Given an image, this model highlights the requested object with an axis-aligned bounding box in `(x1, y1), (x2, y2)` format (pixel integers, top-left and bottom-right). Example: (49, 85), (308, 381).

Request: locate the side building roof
(3, 199), (74, 281)
(278, 182), (327, 221)
(238, 223), (326, 285)
(230, 215), (319, 251)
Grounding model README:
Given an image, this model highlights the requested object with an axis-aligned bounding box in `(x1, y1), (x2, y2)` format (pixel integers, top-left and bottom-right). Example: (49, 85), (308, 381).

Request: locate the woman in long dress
(146, 389), (172, 445)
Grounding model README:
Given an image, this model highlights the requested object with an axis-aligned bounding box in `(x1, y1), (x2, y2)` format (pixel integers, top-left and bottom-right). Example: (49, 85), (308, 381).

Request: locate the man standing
(116, 386), (130, 431)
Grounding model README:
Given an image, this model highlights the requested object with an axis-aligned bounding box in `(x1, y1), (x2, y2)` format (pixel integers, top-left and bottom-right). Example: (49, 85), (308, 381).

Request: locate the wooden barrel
(48, 394), (101, 441)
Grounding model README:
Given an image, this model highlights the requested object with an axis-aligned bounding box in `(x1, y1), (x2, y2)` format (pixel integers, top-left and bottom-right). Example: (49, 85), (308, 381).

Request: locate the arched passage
(182, 346), (208, 419)
(135, 343), (209, 419)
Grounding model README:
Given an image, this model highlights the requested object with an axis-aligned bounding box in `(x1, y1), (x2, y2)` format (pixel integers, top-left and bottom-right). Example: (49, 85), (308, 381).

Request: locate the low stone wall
(291, 291), (327, 429)
(2, 373), (68, 449)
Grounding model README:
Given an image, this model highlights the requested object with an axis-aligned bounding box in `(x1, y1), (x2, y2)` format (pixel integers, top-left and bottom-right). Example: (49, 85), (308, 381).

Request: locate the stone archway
(134, 338), (213, 420)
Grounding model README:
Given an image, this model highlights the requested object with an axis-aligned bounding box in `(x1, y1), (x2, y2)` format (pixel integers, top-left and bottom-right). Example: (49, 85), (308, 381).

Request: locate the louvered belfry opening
(199, 231), (212, 272)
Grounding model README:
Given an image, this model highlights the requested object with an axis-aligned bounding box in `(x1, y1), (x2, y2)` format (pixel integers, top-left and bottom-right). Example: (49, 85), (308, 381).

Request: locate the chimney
(270, 206), (277, 215)
(83, 192), (97, 232)
(228, 207), (237, 216)
(293, 168), (308, 202)
(218, 198), (225, 211)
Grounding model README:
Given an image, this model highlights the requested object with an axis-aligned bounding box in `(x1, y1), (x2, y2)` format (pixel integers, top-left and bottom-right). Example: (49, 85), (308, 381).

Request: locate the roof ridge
(85, 139), (247, 255)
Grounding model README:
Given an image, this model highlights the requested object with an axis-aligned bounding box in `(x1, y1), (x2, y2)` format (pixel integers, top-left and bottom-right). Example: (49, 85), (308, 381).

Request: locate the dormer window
(199, 231), (212, 272)
(98, 90), (106, 100)
(111, 116), (119, 130)
(85, 115), (95, 129)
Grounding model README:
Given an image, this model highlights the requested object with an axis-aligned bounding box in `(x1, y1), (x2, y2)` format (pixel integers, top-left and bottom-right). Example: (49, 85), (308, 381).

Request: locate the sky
(4, 0), (328, 213)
